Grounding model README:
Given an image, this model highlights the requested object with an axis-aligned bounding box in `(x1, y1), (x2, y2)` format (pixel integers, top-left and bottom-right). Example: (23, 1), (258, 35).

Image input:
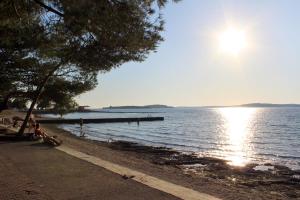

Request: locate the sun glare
(218, 27), (247, 56)
(218, 107), (257, 166)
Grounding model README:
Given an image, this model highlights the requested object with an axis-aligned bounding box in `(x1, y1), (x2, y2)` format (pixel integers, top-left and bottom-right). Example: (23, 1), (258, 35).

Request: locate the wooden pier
(36, 117), (164, 124)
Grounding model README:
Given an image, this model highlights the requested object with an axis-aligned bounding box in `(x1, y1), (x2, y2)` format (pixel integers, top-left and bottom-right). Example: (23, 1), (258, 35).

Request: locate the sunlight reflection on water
(52, 107), (300, 169)
(217, 107), (258, 166)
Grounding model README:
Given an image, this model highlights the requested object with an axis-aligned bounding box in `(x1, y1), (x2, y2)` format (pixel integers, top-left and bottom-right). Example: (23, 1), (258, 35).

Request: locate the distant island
(239, 103), (300, 107)
(200, 103), (300, 108)
(103, 104), (173, 109)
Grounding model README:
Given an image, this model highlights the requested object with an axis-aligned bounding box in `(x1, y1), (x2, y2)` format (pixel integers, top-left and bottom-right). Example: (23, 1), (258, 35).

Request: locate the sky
(77, 0), (300, 108)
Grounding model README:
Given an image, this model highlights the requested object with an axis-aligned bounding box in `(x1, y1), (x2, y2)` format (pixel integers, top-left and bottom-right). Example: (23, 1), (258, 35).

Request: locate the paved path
(0, 140), (179, 200)
(57, 145), (220, 200)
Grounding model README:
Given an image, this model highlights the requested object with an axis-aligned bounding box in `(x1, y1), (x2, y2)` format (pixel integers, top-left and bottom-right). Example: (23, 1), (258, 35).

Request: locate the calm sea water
(47, 107), (300, 169)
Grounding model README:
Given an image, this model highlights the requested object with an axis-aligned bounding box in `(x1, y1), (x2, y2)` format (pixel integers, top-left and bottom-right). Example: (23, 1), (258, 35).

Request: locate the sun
(218, 27), (247, 56)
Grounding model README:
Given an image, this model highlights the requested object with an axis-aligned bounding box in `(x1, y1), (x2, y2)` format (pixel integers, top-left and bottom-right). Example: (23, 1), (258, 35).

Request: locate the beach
(0, 110), (299, 199)
(43, 124), (300, 199)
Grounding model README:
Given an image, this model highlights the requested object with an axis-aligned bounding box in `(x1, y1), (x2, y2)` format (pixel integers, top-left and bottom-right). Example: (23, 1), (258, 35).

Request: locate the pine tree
(0, 0), (179, 135)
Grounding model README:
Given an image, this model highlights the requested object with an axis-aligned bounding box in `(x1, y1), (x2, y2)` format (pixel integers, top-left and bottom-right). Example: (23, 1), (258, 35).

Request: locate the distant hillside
(240, 103), (300, 107)
(103, 105), (173, 109)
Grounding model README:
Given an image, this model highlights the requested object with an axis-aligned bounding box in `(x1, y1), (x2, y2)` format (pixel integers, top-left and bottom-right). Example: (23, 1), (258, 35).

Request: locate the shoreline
(38, 108), (300, 171)
(1, 109), (299, 199)
(42, 123), (300, 199)
(53, 121), (300, 171)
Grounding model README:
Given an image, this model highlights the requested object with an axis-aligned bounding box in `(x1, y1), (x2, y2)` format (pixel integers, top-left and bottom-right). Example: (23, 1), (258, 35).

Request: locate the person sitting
(34, 123), (62, 146)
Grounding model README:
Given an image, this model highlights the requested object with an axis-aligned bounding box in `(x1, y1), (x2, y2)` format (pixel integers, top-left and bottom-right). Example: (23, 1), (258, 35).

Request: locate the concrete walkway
(0, 140), (179, 200)
(57, 145), (221, 200)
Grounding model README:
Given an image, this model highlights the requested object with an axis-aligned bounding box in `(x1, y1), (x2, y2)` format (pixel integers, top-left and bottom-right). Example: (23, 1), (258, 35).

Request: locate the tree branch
(33, 0), (64, 17)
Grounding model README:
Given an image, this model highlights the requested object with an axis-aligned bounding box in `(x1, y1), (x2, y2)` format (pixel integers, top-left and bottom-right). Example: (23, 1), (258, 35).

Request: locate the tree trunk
(18, 62), (64, 136)
(17, 79), (49, 135)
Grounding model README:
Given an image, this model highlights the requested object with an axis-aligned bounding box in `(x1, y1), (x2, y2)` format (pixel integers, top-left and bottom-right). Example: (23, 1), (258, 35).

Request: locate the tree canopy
(0, 0), (179, 134)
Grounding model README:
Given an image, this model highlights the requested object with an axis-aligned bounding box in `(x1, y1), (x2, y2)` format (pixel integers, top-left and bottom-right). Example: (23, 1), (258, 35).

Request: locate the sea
(45, 107), (300, 170)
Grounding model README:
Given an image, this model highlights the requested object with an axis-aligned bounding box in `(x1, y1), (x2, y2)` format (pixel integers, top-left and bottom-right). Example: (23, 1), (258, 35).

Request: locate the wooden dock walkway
(36, 117), (164, 124)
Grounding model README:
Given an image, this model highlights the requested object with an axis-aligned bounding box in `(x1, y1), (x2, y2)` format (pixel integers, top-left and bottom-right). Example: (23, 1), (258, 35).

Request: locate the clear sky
(77, 0), (300, 108)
